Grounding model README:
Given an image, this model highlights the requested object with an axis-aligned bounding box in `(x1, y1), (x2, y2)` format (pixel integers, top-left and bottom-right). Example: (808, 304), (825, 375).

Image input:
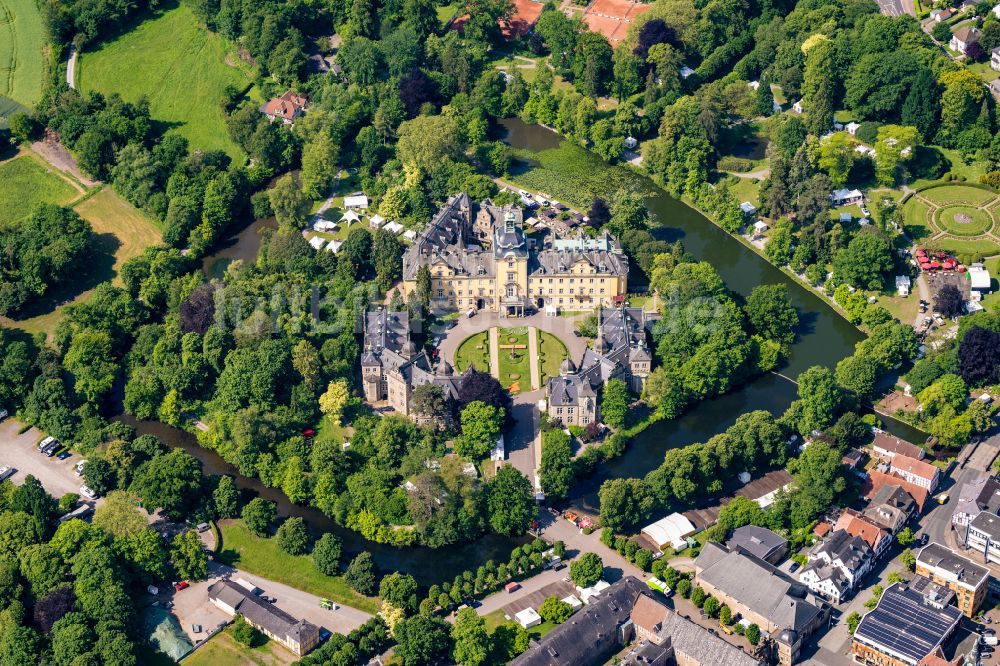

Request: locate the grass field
(927, 237), (1000, 256)
(79, 4), (252, 160)
(935, 205), (993, 236)
(902, 197), (931, 238)
(74, 188), (163, 279)
(0, 0), (46, 109)
(0, 154), (80, 225)
(183, 631), (292, 666)
(922, 185), (997, 206)
(216, 522), (380, 614)
(455, 331), (491, 373)
(537, 331), (567, 384)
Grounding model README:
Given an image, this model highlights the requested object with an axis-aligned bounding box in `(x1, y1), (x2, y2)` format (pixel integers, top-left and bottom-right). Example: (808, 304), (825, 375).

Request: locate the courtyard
(453, 324), (569, 394)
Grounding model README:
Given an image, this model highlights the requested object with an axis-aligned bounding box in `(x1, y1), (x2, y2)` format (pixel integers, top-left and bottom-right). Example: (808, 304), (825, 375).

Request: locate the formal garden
(453, 326), (568, 394)
(901, 184), (1000, 258)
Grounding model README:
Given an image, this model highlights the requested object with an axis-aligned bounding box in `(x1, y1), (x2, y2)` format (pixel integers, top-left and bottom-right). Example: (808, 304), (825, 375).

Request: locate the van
(984, 634), (998, 646)
(37, 436), (56, 452)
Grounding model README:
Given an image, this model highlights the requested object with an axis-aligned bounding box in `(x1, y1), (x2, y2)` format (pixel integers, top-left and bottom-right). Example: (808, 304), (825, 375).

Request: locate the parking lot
(0, 419), (89, 499)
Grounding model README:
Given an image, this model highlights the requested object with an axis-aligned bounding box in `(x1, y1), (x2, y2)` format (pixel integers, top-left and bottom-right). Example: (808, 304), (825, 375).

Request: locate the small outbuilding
(515, 608), (541, 628)
(753, 220), (769, 236)
(739, 201), (757, 217)
(368, 214), (385, 229)
(896, 275), (911, 297)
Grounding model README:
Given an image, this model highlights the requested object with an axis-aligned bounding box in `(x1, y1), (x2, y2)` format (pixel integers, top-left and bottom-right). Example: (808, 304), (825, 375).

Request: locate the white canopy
(326, 239), (343, 253)
(313, 220), (337, 232)
(341, 209), (361, 224)
(369, 214), (385, 228)
(385, 221), (404, 235)
(515, 608), (541, 628)
(403, 229), (417, 241)
(641, 513), (696, 551)
(344, 194), (369, 209)
(308, 236), (326, 250)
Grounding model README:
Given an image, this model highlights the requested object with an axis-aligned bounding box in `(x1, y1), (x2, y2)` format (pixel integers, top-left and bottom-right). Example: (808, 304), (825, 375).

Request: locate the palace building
(401, 193), (629, 316)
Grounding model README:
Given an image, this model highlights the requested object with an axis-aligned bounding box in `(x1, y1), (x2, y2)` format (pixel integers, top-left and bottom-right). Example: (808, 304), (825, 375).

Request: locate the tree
(230, 614), (262, 646)
(345, 551), (379, 595)
(277, 517), (311, 555)
(936, 284), (965, 319)
(319, 380), (352, 426)
(896, 527), (915, 546)
(755, 75), (774, 117)
(588, 198), (611, 228)
(703, 596), (720, 618)
(380, 572), (420, 613)
(486, 465), (534, 535)
(18, 543), (64, 598)
(746, 623), (761, 645)
(720, 604), (732, 625)
(874, 125), (919, 187)
(900, 547), (916, 571)
(313, 533), (343, 576)
(818, 132), (857, 186)
(213, 475), (240, 519)
(836, 354), (880, 402)
(396, 116), (464, 179)
(834, 231), (894, 291)
(540, 429), (574, 498)
(242, 498), (276, 537)
(959, 326), (1000, 386)
(569, 552), (603, 587)
(394, 615), (452, 666)
(676, 578), (692, 598)
(268, 173), (309, 230)
(846, 611), (861, 634)
(64, 329), (118, 403)
(599, 478), (653, 532)
(538, 596), (573, 624)
(796, 366), (844, 434)
(301, 131), (339, 200)
(411, 384), (446, 422)
(455, 401), (504, 459)
(171, 530), (208, 580)
(600, 378), (630, 428)
(745, 284), (799, 344)
(691, 586), (706, 607)
(131, 449), (203, 520)
(452, 607), (490, 666)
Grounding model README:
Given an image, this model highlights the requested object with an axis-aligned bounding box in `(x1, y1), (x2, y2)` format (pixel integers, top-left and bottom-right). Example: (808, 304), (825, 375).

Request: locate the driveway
(0, 419), (89, 499)
(170, 562), (371, 645)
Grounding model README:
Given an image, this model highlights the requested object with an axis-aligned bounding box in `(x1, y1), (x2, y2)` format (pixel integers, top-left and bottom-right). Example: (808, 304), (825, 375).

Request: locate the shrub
(718, 156), (754, 172)
(746, 623), (761, 645)
(276, 517), (311, 555)
(538, 596), (573, 624)
(241, 498), (276, 537)
(230, 615), (262, 647)
(345, 552), (379, 595)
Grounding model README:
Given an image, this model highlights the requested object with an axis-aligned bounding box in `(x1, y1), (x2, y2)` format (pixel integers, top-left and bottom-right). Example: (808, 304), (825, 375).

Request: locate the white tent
(368, 213), (385, 229)
(515, 608), (541, 628)
(313, 220), (338, 232)
(641, 513), (696, 551)
(385, 221), (404, 235)
(561, 595), (583, 610)
(969, 264), (992, 292)
(739, 201), (757, 216)
(326, 239), (343, 253)
(402, 229), (417, 241)
(341, 209), (361, 225)
(308, 236), (326, 250)
(753, 220), (769, 235)
(343, 194), (369, 209)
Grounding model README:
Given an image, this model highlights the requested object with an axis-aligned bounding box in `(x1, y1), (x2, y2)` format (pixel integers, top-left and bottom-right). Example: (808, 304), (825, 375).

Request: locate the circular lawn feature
(934, 205), (994, 237)
(454, 332), (490, 373)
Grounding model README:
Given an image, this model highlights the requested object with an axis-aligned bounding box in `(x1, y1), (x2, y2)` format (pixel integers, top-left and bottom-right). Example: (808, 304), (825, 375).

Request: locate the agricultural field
(78, 4), (253, 160)
(0, 0), (46, 114)
(0, 153), (81, 226)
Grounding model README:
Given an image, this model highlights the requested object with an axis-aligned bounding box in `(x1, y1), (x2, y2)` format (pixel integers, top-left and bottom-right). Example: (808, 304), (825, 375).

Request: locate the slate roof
(657, 606), (764, 666)
(208, 581), (318, 646)
(695, 542), (824, 635)
(726, 525), (788, 562)
(956, 476), (1000, 519)
(916, 542), (989, 591)
(810, 528), (872, 573)
(853, 581), (961, 664)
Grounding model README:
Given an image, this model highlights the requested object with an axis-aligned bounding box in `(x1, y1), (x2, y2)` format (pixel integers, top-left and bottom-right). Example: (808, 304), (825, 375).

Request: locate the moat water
(133, 119), (925, 584)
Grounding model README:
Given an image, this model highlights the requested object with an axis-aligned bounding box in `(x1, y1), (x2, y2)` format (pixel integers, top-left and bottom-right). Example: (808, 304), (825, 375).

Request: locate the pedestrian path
(488, 327), (500, 379)
(528, 326), (540, 391)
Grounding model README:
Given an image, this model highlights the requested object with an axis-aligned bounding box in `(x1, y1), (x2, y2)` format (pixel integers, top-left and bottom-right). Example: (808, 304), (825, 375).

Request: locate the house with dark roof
(952, 475), (1000, 527)
(916, 543), (989, 617)
(851, 579), (962, 666)
(208, 580), (320, 656)
(863, 470), (930, 513)
(964, 510), (1000, 566)
(726, 525), (788, 565)
(512, 577), (763, 666)
(694, 542), (828, 666)
(359, 309), (469, 424)
(261, 91), (308, 124)
(863, 483), (916, 535)
(798, 529), (873, 604)
(546, 306), (652, 426)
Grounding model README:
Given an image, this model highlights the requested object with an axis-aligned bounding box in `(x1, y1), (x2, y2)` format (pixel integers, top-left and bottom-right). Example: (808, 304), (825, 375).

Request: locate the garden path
(488, 326), (500, 379)
(528, 326), (540, 391)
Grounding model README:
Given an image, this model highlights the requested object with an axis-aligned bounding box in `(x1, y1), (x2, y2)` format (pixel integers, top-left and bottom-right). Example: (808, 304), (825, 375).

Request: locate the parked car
(174, 581), (189, 591)
(0, 466), (15, 482)
(75, 460), (87, 476)
(789, 562), (800, 573)
(56, 450), (72, 460)
(79, 485), (98, 500)
(0, 409), (8, 420)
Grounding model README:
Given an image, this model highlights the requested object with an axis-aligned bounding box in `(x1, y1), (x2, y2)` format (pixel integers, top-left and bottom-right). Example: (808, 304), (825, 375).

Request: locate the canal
(132, 119), (925, 584)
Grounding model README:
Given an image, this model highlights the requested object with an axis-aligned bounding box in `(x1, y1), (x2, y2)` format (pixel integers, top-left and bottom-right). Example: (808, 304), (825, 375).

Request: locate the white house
(515, 608), (541, 628)
(343, 193), (369, 210)
(830, 188), (863, 206)
(890, 453), (941, 492)
(753, 220), (769, 236)
(951, 27), (981, 55)
(896, 275), (911, 297)
(402, 229), (417, 241)
(799, 529), (874, 604)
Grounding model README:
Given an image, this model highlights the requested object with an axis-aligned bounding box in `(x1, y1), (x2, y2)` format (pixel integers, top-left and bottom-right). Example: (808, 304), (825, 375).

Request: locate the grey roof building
(799, 529), (873, 604)
(851, 579), (962, 666)
(207, 580), (320, 656)
(953, 475), (1000, 527)
(726, 525), (789, 565)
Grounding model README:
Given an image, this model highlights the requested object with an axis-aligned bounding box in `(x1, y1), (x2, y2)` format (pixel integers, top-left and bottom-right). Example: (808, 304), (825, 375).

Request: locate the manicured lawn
(928, 237), (1000, 256)
(183, 630), (291, 666)
(216, 521), (380, 614)
(79, 4), (253, 159)
(922, 185), (997, 207)
(496, 328), (531, 393)
(982, 257), (1000, 311)
(0, 0), (46, 108)
(724, 175), (761, 207)
(455, 331), (491, 373)
(902, 197), (932, 240)
(537, 331), (568, 384)
(935, 204), (994, 236)
(482, 608), (558, 638)
(0, 154), (80, 225)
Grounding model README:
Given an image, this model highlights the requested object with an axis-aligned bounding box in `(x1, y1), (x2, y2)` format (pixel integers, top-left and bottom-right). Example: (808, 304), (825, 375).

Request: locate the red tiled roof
(813, 522), (832, 537)
(263, 91), (308, 119)
(863, 471), (929, 512)
(891, 453), (939, 483)
(835, 509), (888, 551)
(631, 594), (669, 634)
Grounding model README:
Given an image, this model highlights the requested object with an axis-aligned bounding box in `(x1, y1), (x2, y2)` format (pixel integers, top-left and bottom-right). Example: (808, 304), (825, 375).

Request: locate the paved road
(488, 327), (500, 378)
(0, 419), (88, 499)
(875, 0), (906, 16)
(66, 46), (77, 89)
(507, 390), (542, 487)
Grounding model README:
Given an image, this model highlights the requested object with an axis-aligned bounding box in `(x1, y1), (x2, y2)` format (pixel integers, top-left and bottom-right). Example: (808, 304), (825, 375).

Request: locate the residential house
(964, 510), (1000, 566)
(726, 525), (788, 565)
(261, 91), (308, 124)
(799, 529), (874, 604)
(852, 579), (962, 666)
(870, 431), (925, 463)
(952, 476), (1000, 527)
(208, 581), (320, 656)
(546, 306), (652, 426)
(915, 543), (989, 617)
(694, 542), (828, 666)
(863, 470), (930, 513)
(835, 509), (892, 558)
(950, 27), (981, 55)
(863, 483), (916, 535)
(933, 8), (954, 21)
(890, 454), (941, 493)
(992, 46), (1000, 71)
(830, 188), (863, 207)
